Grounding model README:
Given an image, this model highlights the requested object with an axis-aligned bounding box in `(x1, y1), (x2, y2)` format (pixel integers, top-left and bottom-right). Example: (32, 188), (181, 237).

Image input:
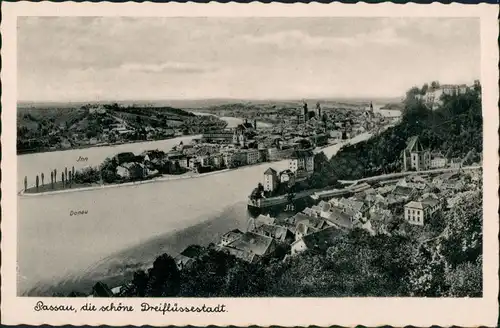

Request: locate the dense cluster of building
(216, 134), (481, 263)
(207, 166), (482, 264)
(198, 102), (392, 171)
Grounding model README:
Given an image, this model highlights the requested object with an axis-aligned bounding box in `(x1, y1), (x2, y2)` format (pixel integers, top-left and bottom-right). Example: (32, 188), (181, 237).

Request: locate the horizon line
(17, 95), (404, 104)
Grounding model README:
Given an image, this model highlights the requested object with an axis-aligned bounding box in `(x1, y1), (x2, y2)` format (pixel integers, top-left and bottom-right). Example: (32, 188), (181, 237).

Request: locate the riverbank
(18, 126), (385, 197)
(17, 134), (191, 156)
(23, 201), (250, 296)
(19, 169), (231, 197)
(15, 123), (392, 295)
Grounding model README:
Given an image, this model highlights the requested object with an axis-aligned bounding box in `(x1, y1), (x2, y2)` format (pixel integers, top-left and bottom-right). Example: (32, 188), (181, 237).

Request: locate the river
(18, 136), (200, 191)
(192, 112), (273, 129)
(17, 115), (392, 296)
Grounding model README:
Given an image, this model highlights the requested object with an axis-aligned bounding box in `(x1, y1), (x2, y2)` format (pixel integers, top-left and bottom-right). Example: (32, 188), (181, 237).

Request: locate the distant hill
(19, 96), (401, 110)
(380, 102), (404, 111)
(16, 103), (225, 154)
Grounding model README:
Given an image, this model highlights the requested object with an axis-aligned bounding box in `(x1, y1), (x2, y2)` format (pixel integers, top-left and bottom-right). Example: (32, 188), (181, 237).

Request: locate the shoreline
(17, 134), (199, 157)
(18, 168), (233, 197)
(18, 124), (394, 198)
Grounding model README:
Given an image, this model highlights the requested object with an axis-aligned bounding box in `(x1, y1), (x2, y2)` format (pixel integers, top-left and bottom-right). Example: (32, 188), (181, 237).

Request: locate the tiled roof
(311, 205), (323, 213)
(406, 136), (419, 152)
(219, 246), (256, 263)
(377, 185), (395, 195)
(296, 222), (319, 236)
(301, 226), (345, 251)
(180, 245), (204, 258)
(255, 214), (275, 227)
(421, 197), (439, 207)
(227, 231), (274, 256)
(291, 212), (316, 224)
(295, 215), (329, 230)
(326, 208), (353, 229)
(302, 208), (315, 216)
(319, 201), (331, 212)
(339, 198), (364, 212)
(255, 224), (292, 241)
(393, 186), (414, 196)
(405, 201), (424, 210)
(220, 229), (244, 243)
(92, 282), (113, 297)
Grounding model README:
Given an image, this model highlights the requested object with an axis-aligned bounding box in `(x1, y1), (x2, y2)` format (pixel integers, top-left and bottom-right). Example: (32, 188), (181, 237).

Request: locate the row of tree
(25, 166), (78, 192)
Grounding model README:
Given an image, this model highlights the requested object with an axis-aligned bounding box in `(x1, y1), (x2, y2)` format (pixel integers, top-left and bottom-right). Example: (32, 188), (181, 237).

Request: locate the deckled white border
(1, 2), (498, 326)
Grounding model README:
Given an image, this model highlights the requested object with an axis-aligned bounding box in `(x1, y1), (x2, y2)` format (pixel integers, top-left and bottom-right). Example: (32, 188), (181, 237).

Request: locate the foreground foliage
(110, 189), (482, 298)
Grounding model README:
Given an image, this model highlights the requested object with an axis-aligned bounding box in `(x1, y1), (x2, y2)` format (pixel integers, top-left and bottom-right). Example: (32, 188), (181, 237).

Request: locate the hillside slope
(324, 87), (482, 181)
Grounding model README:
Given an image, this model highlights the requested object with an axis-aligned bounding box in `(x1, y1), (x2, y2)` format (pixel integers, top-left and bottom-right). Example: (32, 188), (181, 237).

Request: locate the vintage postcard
(1, 2), (498, 326)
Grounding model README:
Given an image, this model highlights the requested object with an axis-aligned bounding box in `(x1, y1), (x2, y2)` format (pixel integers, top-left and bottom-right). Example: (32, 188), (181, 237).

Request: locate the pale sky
(18, 17), (480, 102)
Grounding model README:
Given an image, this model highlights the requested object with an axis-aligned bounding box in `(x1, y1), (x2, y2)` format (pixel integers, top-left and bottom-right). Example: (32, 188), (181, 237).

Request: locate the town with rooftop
(68, 80), (483, 298)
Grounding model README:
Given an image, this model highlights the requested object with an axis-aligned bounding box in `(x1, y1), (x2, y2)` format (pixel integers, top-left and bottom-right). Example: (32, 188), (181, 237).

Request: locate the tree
(445, 256), (482, 297)
(313, 152), (329, 172)
(421, 83), (429, 95)
(406, 86), (421, 100)
(179, 248), (237, 297)
(86, 128), (98, 139)
(130, 270), (148, 297)
(431, 81), (440, 90)
(441, 191), (482, 268)
(146, 253), (180, 297)
(426, 211), (446, 235)
(298, 139), (312, 149)
(322, 113), (328, 124)
(108, 132), (117, 143)
(473, 80), (481, 93)
(406, 243), (447, 296)
(73, 166), (100, 184)
(100, 158), (119, 183)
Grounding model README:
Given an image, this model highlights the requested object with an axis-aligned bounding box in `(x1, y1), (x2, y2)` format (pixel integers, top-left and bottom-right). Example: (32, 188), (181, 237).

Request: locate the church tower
(316, 102), (321, 118)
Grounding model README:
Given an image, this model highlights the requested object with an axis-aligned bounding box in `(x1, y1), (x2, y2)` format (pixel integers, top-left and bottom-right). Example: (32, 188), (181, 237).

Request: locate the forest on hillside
(308, 84), (482, 187)
(17, 104), (226, 154)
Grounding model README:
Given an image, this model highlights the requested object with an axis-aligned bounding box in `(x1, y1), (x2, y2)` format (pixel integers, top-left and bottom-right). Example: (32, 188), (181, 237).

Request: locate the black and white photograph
(2, 2), (498, 327)
(15, 16), (486, 298)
